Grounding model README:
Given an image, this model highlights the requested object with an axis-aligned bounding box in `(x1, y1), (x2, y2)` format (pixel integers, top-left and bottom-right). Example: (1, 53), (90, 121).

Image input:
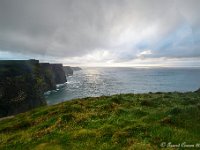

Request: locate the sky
(0, 0), (200, 67)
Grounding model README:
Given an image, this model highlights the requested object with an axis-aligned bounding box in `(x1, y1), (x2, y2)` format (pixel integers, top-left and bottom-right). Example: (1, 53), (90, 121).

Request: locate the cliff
(0, 59), (67, 117)
(39, 63), (57, 91)
(39, 63), (67, 89)
(0, 60), (46, 117)
(63, 66), (73, 76)
(0, 59), (39, 78)
(71, 67), (82, 71)
(51, 64), (67, 84)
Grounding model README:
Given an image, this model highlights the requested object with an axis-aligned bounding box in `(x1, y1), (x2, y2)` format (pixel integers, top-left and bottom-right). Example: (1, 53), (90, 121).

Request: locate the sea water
(46, 67), (200, 105)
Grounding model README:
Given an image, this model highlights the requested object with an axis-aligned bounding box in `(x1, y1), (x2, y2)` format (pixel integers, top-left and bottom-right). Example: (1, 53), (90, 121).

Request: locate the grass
(0, 92), (200, 149)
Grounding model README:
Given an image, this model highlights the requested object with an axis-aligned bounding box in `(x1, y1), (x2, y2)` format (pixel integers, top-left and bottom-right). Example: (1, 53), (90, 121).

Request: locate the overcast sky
(0, 0), (200, 67)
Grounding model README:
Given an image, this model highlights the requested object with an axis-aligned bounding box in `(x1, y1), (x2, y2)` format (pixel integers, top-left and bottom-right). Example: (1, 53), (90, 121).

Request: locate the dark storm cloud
(0, 0), (200, 64)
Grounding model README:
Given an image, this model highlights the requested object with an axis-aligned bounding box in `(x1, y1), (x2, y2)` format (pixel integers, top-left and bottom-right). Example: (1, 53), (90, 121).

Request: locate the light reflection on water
(46, 67), (200, 105)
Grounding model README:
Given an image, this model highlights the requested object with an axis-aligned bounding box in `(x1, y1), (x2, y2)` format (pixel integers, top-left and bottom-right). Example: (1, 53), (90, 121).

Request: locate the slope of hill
(0, 92), (200, 149)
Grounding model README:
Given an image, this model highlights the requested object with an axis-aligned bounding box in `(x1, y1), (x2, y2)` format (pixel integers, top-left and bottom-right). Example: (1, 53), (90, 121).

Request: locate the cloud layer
(0, 0), (200, 66)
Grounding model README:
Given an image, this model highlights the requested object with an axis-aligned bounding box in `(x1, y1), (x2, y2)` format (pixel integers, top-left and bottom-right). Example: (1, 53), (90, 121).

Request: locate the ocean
(46, 67), (200, 105)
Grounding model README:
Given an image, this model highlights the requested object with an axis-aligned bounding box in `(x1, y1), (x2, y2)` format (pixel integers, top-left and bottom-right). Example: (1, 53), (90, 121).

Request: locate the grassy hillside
(0, 92), (200, 149)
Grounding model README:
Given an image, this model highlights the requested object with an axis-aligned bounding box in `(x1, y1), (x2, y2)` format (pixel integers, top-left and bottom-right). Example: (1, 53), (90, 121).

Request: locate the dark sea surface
(46, 67), (200, 105)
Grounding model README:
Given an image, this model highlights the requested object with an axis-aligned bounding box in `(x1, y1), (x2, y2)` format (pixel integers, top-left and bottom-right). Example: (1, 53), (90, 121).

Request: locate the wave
(44, 82), (67, 96)
(56, 82), (67, 88)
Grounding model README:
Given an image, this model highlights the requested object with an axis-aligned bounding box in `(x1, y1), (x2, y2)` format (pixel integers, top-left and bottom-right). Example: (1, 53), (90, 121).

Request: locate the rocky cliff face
(0, 75), (47, 117)
(40, 63), (56, 91)
(0, 59), (67, 117)
(40, 63), (67, 89)
(51, 64), (67, 84)
(63, 66), (73, 76)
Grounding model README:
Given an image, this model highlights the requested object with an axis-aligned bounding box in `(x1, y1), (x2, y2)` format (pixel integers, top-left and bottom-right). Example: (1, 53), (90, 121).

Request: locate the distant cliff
(51, 64), (67, 84)
(63, 66), (73, 76)
(71, 67), (82, 71)
(40, 63), (67, 89)
(0, 59), (67, 117)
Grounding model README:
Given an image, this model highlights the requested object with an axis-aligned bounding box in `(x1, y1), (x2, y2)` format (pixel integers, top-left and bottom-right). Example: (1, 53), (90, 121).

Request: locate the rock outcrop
(0, 59), (67, 117)
(39, 63), (57, 91)
(63, 66), (73, 76)
(40, 63), (67, 90)
(51, 64), (67, 84)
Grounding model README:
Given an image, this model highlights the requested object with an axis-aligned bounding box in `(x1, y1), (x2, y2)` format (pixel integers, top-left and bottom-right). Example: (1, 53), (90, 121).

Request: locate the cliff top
(0, 91), (199, 149)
